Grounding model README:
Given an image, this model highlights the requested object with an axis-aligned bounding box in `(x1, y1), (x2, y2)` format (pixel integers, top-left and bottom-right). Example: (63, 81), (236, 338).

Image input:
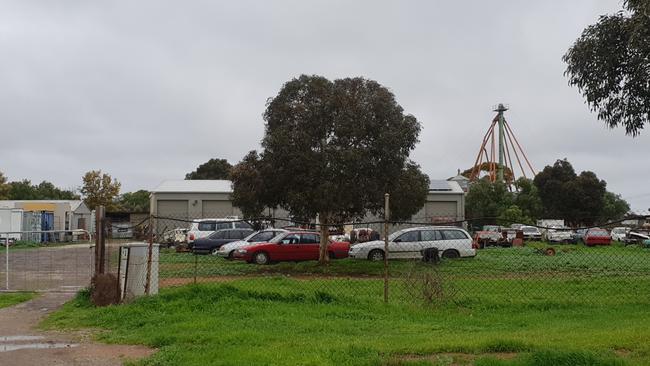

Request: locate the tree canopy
(466, 160), (630, 228)
(185, 158), (233, 180)
(465, 179), (514, 228)
(232, 74), (429, 263)
(8, 180), (79, 200)
(0, 172), (79, 200)
(116, 190), (150, 213)
(563, 0), (650, 136)
(0, 172), (9, 200)
(81, 170), (121, 211)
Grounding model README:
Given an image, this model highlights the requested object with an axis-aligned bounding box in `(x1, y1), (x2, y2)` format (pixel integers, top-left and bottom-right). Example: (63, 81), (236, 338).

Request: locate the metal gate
(0, 230), (94, 292)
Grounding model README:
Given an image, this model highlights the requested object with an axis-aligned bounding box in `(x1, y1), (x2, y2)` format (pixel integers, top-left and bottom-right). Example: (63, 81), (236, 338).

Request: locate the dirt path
(0, 292), (154, 365)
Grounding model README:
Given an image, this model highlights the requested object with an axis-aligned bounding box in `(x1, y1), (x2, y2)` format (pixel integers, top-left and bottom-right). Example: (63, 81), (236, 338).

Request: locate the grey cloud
(1, 0), (648, 212)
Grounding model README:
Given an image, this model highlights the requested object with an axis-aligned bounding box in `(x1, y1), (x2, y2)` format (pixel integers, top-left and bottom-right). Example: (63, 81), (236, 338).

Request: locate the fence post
(95, 206), (106, 275)
(5, 237), (9, 291)
(384, 193), (390, 303)
(145, 214), (154, 295)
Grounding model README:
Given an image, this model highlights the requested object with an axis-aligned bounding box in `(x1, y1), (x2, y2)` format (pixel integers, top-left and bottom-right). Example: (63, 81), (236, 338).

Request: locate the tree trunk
(318, 213), (330, 265)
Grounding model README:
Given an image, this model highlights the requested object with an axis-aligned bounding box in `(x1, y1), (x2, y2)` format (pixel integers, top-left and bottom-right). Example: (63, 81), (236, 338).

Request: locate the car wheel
(442, 250), (460, 259)
(226, 250), (235, 260)
(368, 249), (385, 262)
(211, 248), (220, 256)
(254, 251), (270, 265)
(328, 251), (336, 260)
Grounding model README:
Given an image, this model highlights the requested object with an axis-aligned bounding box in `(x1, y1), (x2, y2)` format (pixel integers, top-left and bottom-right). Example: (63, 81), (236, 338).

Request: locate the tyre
(211, 248), (220, 256)
(367, 249), (385, 261)
(442, 250), (460, 259)
(328, 251), (336, 260)
(254, 251), (270, 265)
(226, 250), (235, 260)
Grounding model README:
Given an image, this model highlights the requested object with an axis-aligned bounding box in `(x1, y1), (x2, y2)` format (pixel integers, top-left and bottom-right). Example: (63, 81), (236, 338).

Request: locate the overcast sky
(2, 0), (649, 213)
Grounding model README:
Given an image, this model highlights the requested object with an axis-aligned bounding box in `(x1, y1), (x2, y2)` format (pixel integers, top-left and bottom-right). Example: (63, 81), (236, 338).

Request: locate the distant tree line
(0, 170), (149, 213)
(0, 172), (79, 200)
(466, 159), (630, 228)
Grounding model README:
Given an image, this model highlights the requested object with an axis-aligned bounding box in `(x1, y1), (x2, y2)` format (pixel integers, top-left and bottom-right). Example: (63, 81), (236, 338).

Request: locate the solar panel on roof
(429, 180), (452, 191)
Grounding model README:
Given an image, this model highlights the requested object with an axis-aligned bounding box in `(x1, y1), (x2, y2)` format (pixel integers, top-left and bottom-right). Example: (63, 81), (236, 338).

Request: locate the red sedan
(233, 231), (350, 265)
(584, 228), (611, 246)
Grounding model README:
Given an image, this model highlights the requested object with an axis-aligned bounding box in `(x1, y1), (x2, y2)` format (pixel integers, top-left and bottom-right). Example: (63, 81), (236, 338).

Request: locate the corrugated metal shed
(152, 180), (233, 193)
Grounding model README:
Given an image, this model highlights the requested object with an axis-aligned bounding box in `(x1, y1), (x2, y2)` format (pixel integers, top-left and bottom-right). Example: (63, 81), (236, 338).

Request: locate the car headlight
(236, 249), (248, 254)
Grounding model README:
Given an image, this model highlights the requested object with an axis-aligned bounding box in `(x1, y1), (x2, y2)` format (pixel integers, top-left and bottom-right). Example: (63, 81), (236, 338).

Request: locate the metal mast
(495, 103), (508, 182)
(469, 104), (536, 187)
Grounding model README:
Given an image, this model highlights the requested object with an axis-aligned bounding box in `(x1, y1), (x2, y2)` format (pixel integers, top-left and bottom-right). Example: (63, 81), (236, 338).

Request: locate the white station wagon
(348, 226), (476, 261)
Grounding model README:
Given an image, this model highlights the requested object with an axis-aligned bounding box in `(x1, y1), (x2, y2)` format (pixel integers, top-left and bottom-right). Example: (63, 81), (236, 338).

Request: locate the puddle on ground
(0, 335), (78, 352)
(0, 336), (44, 342)
(0, 343), (77, 352)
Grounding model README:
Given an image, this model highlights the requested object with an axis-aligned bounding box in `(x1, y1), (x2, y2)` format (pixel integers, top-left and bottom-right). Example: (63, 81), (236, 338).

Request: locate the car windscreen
(248, 231), (278, 242)
(198, 221), (216, 231)
(522, 227), (537, 233)
(589, 230), (608, 236)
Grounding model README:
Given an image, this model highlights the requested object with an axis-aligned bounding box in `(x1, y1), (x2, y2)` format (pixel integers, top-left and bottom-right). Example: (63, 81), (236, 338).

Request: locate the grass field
(0, 292), (35, 308)
(45, 245), (650, 366)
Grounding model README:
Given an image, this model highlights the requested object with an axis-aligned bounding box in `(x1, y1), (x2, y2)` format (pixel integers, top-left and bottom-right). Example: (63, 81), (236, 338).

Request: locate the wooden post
(384, 193), (390, 303)
(95, 206), (106, 275)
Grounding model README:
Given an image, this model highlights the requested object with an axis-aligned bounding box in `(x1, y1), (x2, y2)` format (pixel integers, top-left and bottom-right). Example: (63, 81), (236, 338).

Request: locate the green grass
(159, 243), (650, 281)
(43, 276), (650, 366)
(0, 292), (36, 308)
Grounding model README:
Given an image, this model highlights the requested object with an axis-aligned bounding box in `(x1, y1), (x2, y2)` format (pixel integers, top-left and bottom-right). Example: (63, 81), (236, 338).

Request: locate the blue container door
(41, 211), (54, 242)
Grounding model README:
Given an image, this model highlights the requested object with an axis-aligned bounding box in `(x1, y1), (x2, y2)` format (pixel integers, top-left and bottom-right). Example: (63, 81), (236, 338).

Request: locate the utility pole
(495, 103), (508, 183)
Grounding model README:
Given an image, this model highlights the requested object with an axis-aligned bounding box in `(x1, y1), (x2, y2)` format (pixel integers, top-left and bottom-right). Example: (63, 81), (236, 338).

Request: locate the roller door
(156, 200), (188, 234)
(202, 200), (233, 218)
(425, 201), (458, 221)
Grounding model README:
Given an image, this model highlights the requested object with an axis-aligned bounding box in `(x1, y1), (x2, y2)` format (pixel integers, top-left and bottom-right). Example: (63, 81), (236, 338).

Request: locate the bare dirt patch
(0, 292), (154, 366)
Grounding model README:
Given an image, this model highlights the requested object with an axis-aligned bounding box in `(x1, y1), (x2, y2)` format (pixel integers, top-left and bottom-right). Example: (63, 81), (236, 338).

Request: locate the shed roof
(428, 180), (463, 194)
(152, 180), (233, 193)
(0, 200), (86, 209)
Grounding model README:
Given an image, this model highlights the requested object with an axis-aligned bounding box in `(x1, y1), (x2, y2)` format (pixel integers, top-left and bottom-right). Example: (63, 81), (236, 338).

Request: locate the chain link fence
(97, 211), (650, 305)
(0, 230), (94, 292)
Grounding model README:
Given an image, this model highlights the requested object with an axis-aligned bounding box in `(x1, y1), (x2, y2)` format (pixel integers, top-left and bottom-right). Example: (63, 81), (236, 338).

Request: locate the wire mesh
(0, 230), (94, 292)
(98, 211), (650, 306)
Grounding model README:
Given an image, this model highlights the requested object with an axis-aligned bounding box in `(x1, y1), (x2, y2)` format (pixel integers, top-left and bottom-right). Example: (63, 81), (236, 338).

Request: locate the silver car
(348, 226), (476, 261)
(216, 229), (287, 258)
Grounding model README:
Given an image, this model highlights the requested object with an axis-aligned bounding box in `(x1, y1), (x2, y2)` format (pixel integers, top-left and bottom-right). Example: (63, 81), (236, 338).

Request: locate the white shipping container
(0, 208), (24, 241)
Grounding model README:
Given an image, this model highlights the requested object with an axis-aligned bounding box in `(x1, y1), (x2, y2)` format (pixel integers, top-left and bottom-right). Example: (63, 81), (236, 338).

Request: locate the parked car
(111, 223), (133, 239)
(544, 226), (575, 243)
(521, 226), (542, 241)
(233, 231), (350, 264)
(584, 228), (611, 246)
(161, 228), (188, 247)
(186, 217), (252, 245)
(573, 228), (588, 243)
(473, 225), (503, 247)
(348, 226), (475, 261)
(192, 228), (254, 255)
(610, 227), (628, 242)
(216, 229), (287, 258)
(624, 231), (650, 245)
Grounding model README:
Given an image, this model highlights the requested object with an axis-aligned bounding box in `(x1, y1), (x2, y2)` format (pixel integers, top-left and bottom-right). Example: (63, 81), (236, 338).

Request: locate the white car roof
(191, 217), (240, 222)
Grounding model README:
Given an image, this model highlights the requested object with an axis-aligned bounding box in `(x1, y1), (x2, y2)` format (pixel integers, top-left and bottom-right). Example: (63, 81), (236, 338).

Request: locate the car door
(439, 229), (470, 255)
(299, 233), (321, 260)
(275, 233), (301, 260)
(205, 230), (226, 250)
(389, 230), (420, 259)
(419, 229), (442, 257)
